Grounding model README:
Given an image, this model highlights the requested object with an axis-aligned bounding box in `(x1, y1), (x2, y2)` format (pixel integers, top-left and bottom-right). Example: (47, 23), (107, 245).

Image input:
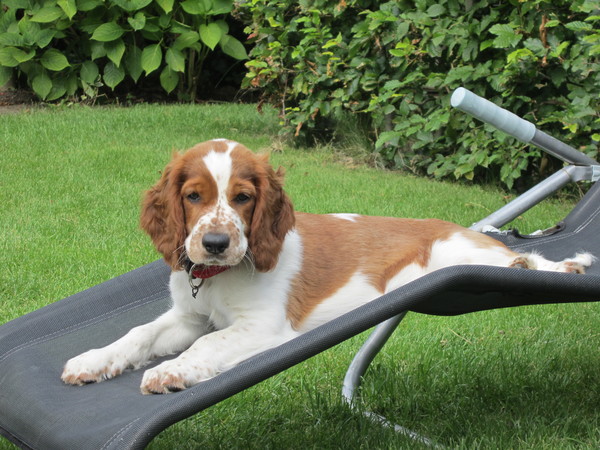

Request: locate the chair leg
(342, 312), (441, 448)
(342, 312), (407, 403)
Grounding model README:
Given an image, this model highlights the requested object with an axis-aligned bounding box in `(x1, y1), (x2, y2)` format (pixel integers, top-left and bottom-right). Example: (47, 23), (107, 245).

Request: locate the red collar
(190, 264), (230, 279)
(184, 258), (230, 298)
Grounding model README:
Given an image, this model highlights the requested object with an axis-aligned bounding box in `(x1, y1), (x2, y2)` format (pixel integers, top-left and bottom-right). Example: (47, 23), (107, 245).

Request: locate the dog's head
(140, 140), (295, 272)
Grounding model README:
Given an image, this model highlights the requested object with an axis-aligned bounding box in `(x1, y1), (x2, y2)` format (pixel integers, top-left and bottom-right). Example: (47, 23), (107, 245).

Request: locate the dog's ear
(140, 154), (187, 269)
(249, 155), (295, 272)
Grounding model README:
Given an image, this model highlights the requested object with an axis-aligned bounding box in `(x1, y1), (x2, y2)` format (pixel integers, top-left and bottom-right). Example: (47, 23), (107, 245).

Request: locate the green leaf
(159, 66), (178, 93)
(199, 22), (222, 50)
(165, 47), (185, 72)
(133, 0), (153, 8)
(395, 21), (409, 39)
(40, 49), (70, 71)
(0, 66), (12, 87)
(80, 60), (99, 84)
(141, 18), (160, 33)
(77, 0), (103, 11)
(489, 23), (513, 36)
(444, 65), (474, 84)
(479, 39), (494, 51)
(34, 29), (56, 48)
(170, 21), (191, 34)
(0, 47), (35, 67)
(547, 67), (566, 87)
(103, 61), (125, 89)
(211, 0), (233, 15)
(31, 7), (64, 23)
(215, 19), (228, 35)
(158, 13), (171, 29)
(506, 48), (534, 65)
(106, 39), (126, 66)
(91, 22), (125, 42)
(0, 32), (26, 46)
(32, 73), (52, 99)
(0, 15), (12, 37)
(81, 79), (95, 97)
(426, 4), (445, 18)
(565, 21), (592, 32)
(489, 24), (522, 48)
(57, 0), (77, 20)
(18, 19), (55, 47)
(375, 130), (400, 148)
(383, 79), (401, 90)
(141, 43), (162, 74)
(127, 12), (146, 31)
(523, 38), (545, 55)
(155, 0), (174, 13)
(180, 0), (211, 15)
(124, 45), (143, 81)
(90, 41), (107, 60)
(2, 0), (29, 9)
(18, 19), (39, 41)
(173, 30), (199, 50)
(583, 33), (600, 44)
(219, 35), (248, 60)
(111, 0), (152, 11)
(46, 77), (67, 101)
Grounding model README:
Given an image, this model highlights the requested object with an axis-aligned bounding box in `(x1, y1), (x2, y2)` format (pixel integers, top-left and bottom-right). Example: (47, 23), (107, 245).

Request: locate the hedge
(241, 0), (600, 189)
(2, 0), (599, 189)
(0, 0), (248, 102)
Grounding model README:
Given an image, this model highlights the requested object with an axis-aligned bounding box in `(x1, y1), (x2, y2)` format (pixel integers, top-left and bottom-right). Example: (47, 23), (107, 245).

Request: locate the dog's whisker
(242, 251), (257, 277)
(174, 245), (188, 267)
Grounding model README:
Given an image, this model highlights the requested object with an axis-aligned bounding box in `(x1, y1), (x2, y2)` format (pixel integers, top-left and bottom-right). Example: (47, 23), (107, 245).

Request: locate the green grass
(1, 104), (599, 449)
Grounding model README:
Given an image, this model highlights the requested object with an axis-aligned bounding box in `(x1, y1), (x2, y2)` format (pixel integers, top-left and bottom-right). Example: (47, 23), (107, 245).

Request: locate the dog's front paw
(61, 349), (126, 386)
(140, 359), (216, 395)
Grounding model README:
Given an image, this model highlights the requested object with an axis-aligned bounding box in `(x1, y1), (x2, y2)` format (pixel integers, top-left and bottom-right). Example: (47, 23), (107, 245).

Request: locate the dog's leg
(509, 252), (594, 274)
(140, 320), (298, 394)
(61, 309), (209, 385)
(430, 231), (594, 275)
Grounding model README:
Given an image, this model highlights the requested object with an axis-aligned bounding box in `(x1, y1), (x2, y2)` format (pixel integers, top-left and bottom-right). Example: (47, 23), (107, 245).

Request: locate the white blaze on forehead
(203, 147), (234, 197)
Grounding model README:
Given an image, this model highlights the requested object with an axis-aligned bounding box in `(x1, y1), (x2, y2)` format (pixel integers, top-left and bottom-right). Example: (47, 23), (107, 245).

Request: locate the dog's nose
(202, 233), (230, 255)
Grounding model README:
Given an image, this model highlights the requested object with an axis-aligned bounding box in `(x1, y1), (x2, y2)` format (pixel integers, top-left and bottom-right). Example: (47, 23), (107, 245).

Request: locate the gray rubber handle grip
(451, 87), (536, 143)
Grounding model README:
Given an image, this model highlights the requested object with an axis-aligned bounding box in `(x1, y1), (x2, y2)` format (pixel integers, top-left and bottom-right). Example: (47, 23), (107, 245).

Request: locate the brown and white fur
(61, 139), (593, 394)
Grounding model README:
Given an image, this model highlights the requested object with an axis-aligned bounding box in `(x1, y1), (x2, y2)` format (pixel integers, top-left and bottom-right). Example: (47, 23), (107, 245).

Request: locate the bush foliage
(0, 0), (248, 102)
(2, 0), (599, 189)
(241, 0), (600, 188)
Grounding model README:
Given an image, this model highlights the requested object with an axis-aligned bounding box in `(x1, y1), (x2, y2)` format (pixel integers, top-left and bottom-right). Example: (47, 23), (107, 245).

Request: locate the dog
(61, 139), (593, 394)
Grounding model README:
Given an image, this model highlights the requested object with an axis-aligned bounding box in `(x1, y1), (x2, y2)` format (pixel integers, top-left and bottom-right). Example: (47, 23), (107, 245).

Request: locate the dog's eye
(187, 192), (201, 203)
(234, 193), (251, 204)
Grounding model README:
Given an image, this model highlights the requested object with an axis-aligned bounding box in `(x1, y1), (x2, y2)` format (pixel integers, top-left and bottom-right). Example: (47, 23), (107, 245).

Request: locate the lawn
(1, 104), (598, 449)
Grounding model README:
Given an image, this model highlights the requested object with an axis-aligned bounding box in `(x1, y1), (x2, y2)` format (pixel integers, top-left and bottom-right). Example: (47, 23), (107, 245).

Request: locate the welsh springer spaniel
(62, 139), (593, 394)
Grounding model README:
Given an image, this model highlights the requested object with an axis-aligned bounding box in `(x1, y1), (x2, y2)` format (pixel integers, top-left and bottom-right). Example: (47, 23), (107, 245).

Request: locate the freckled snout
(186, 227), (247, 266)
(202, 233), (230, 255)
